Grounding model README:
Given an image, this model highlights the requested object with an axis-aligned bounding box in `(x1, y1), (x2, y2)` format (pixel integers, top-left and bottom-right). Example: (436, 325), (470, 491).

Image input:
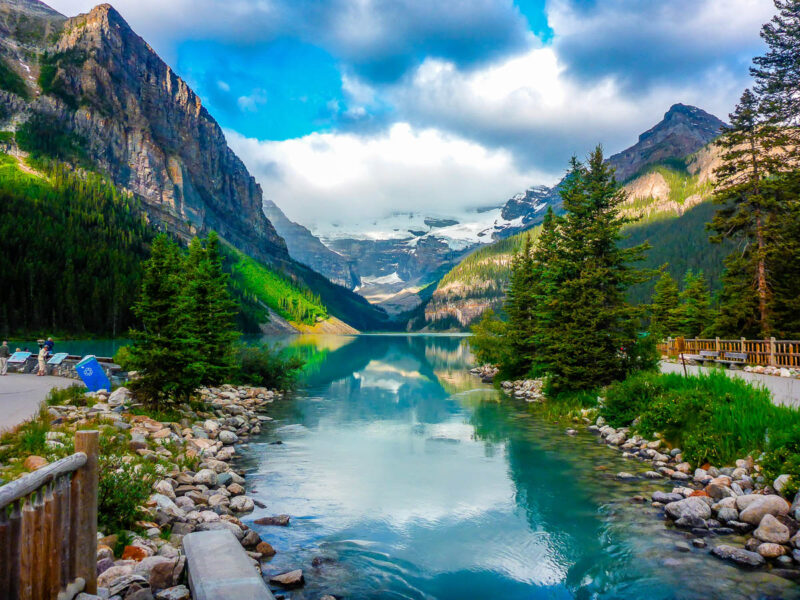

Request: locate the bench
(716, 352), (748, 368)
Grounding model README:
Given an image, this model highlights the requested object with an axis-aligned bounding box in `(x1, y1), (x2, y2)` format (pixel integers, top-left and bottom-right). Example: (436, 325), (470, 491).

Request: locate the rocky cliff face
(2, 1), (288, 263)
(262, 199), (360, 289)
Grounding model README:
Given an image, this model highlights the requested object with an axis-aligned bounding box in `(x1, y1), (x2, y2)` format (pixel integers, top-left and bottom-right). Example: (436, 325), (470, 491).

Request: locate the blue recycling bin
(75, 355), (111, 392)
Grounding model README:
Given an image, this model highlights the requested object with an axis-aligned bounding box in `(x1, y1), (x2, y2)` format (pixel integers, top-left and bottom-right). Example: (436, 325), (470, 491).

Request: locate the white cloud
(237, 88), (268, 112)
(225, 123), (548, 229)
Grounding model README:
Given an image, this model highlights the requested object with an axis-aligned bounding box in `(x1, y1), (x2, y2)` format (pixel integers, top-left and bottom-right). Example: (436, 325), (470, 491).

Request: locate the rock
(727, 521), (753, 534)
(616, 472), (636, 480)
(269, 569), (304, 588)
(227, 483), (245, 496)
(125, 589), (155, 600)
(155, 586), (190, 600)
(218, 430), (239, 445)
(711, 544), (766, 567)
(149, 495), (185, 521)
(739, 495), (790, 525)
(153, 481), (176, 500)
(192, 469), (218, 486)
(774, 474), (792, 495)
(691, 538), (707, 549)
(717, 507), (739, 523)
(108, 387), (132, 406)
(674, 541), (691, 552)
(121, 545), (152, 562)
(644, 471), (662, 479)
(257, 541), (276, 557)
(665, 497), (712, 521)
(195, 520), (244, 540)
(134, 556), (177, 591)
(792, 491), (800, 521)
(240, 529), (261, 548)
(96, 557), (115, 575)
(757, 543), (787, 558)
(675, 515), (707, 529)
(754, 514), (791, 544)
(23, 455), (48, 471)
(97, 544), (115, 561)
(254, 515), (290, 526)
(652, 491), (684, 504)
(229, 495), (254, 513)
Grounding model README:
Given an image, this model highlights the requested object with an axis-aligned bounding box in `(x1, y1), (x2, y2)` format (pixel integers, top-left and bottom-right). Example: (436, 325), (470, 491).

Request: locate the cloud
(341, 44), (746, 174)
(225, 123), (548, 228)
(548, 0), (772, 90)
(47, 0), (533, 83)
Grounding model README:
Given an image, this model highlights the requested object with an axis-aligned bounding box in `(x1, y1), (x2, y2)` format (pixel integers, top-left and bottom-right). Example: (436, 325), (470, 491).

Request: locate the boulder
(754, 514), (791, 544)
(149, 494), (186, 521)
(774, 474), (792, 495)
(108, 387), (132, 406)
(134, 556), (178, 591)
(23, 455), (48, 471)
(665, 497), (712, 521)
(652, 491), (683, 504)
(739, 495), (790, 525)
(193, 469), (218, 486)
(155, 586), (191, 600)
(254, 514), (290, 526)
(218, 430), (239, 445)
(256, 541), (276, 557)
(230, 496), (254, 513)
(757, 543), (787, 558)
(717, 507), (739, 523)
(269, 569), (304, 589)
(711, 544), (766, 567)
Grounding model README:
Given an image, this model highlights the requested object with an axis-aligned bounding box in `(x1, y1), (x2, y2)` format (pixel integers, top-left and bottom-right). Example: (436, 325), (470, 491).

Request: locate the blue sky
(49, 0), (773, 229)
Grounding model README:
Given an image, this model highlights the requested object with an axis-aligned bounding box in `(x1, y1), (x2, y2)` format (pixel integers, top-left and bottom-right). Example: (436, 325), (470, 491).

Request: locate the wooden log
(69, 470), (79, 583)
(58, 476), (71, 590)
(9, 500), (21, 600)
(0, 453), (87, 510)
(74, 430), (99, 595)
(0, 505), (10, 600)
(44, 481), (60, 599)
(19, 497), (35, 600)
(32, 490), (44, 600)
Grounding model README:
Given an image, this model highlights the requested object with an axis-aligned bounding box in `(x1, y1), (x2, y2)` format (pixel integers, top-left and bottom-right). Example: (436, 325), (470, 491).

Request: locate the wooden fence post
(740, 337), (746, 353)
(769, 337), (777, 367)
(73, 430), (99, 594)
(715, 337), (720, 352)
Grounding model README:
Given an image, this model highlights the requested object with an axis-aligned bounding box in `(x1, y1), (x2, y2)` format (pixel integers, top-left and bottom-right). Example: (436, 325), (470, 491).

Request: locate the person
(45, 337), (54, 353)
(37, 341), (48, 376)
(0, 341), (10, 376)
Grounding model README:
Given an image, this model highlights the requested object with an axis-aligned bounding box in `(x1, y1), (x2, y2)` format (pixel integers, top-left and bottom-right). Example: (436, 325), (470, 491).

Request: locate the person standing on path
(0, 341), (10, 375)
(37, 341), (48, 376)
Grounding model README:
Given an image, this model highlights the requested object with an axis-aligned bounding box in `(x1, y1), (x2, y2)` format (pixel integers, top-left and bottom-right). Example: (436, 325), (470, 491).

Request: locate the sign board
(75, 355), (111, 392)
(48, 352), (69, 365)
(8, 351), (31, 364)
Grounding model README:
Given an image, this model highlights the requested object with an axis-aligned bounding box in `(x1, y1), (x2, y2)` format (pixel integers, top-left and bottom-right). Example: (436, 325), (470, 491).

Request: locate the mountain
(0, 0), (390, 332)
(262, 199), (360, 289)
(423, 105), (728, 330)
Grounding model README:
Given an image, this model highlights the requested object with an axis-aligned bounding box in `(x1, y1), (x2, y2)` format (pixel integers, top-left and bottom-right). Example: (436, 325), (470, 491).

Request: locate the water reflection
(240, 335), (800, 600)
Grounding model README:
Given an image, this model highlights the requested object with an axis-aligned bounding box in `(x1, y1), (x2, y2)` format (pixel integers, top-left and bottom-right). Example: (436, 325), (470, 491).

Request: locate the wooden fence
(658, 337), (800, 368)
(0, 431), (99, 600)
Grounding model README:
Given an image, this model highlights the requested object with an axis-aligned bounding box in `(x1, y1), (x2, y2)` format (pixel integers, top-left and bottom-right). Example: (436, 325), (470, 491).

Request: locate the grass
(599, 370), (800, 478)
(222, 243), (328, 325)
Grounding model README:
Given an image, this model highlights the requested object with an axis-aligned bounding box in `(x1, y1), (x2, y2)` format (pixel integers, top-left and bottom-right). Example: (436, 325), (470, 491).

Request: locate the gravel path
(661, 361), (800, 408)
(0, 374), (76, 431)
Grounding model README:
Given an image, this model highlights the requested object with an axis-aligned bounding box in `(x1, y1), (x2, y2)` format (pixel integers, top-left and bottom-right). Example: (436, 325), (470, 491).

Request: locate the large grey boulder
(665, 497), (712, 521)
(754, 514), (791, 544)
(711, 544), (766, 567)
(739, 495), (790, 525)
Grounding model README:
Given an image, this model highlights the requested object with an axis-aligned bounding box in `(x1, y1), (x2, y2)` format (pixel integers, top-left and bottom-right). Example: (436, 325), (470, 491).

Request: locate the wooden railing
(0, 431), (99, 600)
(658, 337), (800, 368)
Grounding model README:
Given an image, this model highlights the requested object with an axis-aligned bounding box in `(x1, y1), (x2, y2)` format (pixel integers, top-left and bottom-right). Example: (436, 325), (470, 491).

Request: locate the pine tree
(184, 232), (239, 385)
(751, 0), (800, 161)
(712, 254), (761, 338)
(675, 271), (712, 338)
(503, 234), (536, 375)
(127, 235), (204, 405)
(710, 89), (781, 336)
(649, 265), (680, 340)
(543, 148), (654, 393)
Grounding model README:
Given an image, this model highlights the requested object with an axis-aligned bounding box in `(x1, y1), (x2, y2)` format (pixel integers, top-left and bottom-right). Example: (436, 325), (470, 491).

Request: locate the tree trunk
(755, 210), (770, 336)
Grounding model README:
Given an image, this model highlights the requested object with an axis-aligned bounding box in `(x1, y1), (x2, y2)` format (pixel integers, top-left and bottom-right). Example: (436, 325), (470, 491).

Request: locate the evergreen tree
(184, 232), (239, 385)
(674, 271), (712, 338)
(710, 89), (782, 336)
(649, 265), (680, 339)
(503, 234), (536, 375)
(542, 148), (654, 393)
(127, 235), (204, 405)
(751, 0), (800, 161)
(712, 254), (761, 338)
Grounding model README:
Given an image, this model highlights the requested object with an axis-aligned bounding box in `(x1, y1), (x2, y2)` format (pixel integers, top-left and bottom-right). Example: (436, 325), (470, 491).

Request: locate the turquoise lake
(235, 334), (800, 600)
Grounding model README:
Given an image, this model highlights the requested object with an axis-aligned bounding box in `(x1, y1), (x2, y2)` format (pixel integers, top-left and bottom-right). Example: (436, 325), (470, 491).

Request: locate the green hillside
(222, 243), (329, 326)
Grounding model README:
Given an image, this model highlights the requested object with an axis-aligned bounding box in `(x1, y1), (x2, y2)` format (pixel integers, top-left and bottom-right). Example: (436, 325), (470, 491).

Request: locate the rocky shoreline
(8, 384), (313, 600)
(472, 368), (800, 582)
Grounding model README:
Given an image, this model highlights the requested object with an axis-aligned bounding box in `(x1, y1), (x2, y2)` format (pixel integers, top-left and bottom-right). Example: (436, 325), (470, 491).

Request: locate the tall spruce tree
(649, 266), (680, 340)
(712, 254), (761, 338)
(503, 234), (536, 375)
(710, 89), (780, 336)
(184, 232), (239, 385)
(127, 235), (205, 404)
(675, 271), (712, 339)
(542, 148), (654, 393)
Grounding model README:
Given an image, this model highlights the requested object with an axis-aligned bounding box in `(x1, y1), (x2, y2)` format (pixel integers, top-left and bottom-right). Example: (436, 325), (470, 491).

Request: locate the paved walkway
(0, 374), (77, 431)
(661, 361), (800, 408)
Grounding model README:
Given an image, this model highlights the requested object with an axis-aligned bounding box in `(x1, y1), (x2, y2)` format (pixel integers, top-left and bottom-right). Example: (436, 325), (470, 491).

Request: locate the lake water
(239, 334), (800, 600)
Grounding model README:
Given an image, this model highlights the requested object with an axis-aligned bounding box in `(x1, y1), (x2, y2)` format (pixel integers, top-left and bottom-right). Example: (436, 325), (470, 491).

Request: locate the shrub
(600, 371), (666, 427)
(234, 344), (304, 390)
(97, 457), (155, 533)
(761, 425), (800, 498)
